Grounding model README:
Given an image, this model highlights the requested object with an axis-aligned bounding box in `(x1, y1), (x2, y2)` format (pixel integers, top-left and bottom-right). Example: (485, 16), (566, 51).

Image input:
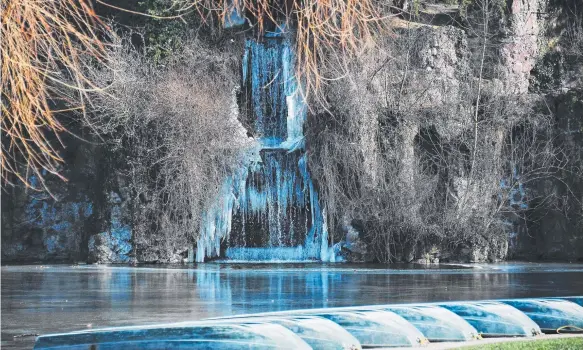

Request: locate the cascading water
(196, 29), (337, 262)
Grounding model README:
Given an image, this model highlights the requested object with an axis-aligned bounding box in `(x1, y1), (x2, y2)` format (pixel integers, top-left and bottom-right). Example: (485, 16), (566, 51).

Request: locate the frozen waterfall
(196, 32), (337, 262)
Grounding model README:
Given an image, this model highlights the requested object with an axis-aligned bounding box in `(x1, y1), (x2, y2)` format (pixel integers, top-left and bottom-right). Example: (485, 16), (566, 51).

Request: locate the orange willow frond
(290, 0), (387, 102)
(1, 0), (112, 191)
(210, 0), (388, 103)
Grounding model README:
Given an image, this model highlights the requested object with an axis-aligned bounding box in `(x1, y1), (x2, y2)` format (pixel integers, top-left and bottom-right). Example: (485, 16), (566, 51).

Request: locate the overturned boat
(34, 297), (583, 349)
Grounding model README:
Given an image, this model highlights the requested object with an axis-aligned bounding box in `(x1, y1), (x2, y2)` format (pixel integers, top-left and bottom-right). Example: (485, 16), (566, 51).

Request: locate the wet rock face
(334, 220), (374, 262)
(2, 193), (93, 262)
(87, 192), (132, 263)
(1, 138), (100, 263)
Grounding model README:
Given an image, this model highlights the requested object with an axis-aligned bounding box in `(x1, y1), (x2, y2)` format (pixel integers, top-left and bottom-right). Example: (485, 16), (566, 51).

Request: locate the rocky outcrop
(511, 0), (583, 261)
(87, 192), (132, 263)
(511, 89), (583, 260)
(1, 136), (101, 263)
(499, 0), (542, 94)
(2, 33), (246, 264)
(1, 1), (581, 264)
(1, 188), (93, 262)
(309, 0), (582, 263)
(334, 218), (374, 262)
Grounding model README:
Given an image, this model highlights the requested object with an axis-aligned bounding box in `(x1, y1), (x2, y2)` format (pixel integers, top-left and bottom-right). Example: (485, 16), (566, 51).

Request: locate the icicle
(223, 0), (246, 28)
(197, 35), (336, 262)
(242, 41), (251, 85)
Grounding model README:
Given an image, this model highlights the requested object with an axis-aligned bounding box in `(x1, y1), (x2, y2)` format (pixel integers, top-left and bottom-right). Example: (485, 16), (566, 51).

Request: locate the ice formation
(196, 32), (336, 262)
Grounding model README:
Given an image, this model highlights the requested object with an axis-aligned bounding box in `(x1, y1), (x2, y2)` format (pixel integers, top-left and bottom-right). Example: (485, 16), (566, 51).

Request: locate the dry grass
(1, 0), (111, 191)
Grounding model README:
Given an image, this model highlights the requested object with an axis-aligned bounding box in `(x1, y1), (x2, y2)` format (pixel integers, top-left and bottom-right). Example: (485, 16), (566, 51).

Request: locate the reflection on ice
(4, 264), (583, 349)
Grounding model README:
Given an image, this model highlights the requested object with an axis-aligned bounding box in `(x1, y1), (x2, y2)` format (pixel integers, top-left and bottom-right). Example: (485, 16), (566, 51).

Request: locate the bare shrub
(564, 1), (583, 59)
(89, 34), (256, 261)
(308, 9), (567, 262)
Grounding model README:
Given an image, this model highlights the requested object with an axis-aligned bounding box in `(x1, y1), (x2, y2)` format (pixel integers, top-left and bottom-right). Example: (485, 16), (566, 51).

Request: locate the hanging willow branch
(2, 0), (386, 190)
(96, 0), (389, 103)
(219, 0), (387, 102)
(291, 0), (388, 101)
(1, 0), (112, 191)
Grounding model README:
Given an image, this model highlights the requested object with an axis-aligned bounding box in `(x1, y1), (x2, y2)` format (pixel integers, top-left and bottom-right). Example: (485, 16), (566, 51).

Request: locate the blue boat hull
(34, 297), (583, 349)
(502, 299), (583, 333)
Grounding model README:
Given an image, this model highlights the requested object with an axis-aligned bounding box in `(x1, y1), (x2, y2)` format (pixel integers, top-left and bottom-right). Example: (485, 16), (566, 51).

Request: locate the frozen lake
(2, 262), (583, 349)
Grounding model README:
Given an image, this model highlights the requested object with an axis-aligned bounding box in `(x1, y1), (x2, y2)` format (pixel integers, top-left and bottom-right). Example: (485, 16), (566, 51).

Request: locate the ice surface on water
(197, 34), (336, 262)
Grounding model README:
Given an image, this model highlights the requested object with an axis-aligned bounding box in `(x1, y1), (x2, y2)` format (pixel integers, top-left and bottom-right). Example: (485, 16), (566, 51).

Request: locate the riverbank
(380, 335), (583, 349)
(450, 335), (583, 349)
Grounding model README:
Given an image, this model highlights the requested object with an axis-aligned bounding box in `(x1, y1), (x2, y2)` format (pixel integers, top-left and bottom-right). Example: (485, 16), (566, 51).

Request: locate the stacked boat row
(34, 297), (583, 349)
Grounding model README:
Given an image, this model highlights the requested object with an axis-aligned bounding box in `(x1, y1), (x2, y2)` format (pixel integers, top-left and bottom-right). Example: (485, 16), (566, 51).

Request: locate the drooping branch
(1, 0), (113, 192)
